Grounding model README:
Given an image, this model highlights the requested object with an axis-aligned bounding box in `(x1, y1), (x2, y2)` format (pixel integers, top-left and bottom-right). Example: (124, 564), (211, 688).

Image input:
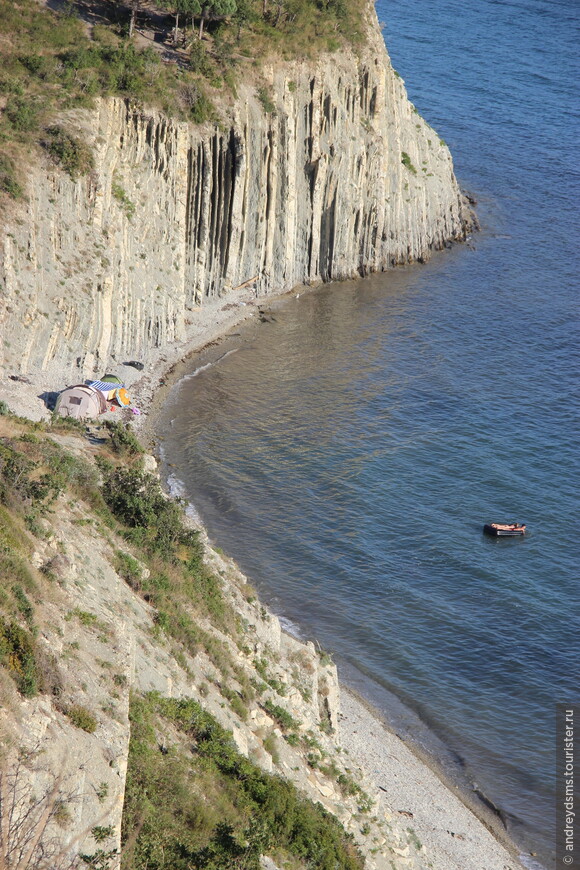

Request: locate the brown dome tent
(55, 385), (107, 419)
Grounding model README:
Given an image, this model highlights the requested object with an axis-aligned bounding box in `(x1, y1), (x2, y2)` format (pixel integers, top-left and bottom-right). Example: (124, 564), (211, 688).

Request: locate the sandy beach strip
(0, 283), (287, 428)
(339, 684), (526, 869)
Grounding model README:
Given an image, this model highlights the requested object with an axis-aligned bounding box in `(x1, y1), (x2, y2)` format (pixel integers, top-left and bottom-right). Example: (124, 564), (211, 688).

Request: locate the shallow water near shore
(156, 0), (579, 866)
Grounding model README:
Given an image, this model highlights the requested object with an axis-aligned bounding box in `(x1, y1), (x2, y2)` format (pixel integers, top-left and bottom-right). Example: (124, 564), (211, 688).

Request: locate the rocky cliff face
(0, 9), (471, 381)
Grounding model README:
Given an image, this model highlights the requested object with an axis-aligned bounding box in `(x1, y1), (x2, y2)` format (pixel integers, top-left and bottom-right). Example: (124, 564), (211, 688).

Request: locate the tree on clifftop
(156, 0), (201, 44)
(197, 0), (237, 38)
(156, 0), (237, 42)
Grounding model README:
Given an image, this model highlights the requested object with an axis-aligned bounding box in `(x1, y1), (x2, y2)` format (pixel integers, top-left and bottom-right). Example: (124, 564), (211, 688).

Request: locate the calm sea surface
(157, 1), (579, 865)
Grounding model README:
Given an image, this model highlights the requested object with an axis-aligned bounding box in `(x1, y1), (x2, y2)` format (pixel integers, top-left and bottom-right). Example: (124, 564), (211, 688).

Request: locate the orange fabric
(115, 388), (131, 407)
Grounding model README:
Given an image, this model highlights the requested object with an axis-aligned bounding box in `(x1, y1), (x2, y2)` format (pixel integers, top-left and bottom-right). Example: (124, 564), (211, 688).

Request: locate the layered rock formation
(0, 7), (471, 381)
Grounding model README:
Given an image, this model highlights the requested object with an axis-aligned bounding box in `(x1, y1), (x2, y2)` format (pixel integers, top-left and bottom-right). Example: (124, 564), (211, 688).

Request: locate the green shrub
(103, 420), (142, 455)
(178, 80), (216, 124)
(69, 608), (98, 627)
(190, 90), (215, 124)
(263, 732), (279, 763)
(113, 550), (142, 589)
(0, 616), (40, 696)
(0, 541), (36, 591)
(92, 825), (115, 843)
(111, 181), (135, 220)
(12, 584), (34, 628)
(253, 656), (286, 695)
(0, 437), (80, 508)
(257, 85), (276, 114)
(102, 467), (173, 532)
(0, 155), (23, 199)
(5, 96), (38, 132)
(401, 151), (417, 175)
(66, 704), (97, 732)
(96, 782), (109, 803)
(318, 648), (333, 666)
(102, 465), (205, 566)
(319, 716), (334, 736)
(79, 847), (118, 869)
(18, 53), (54, 79)
(336, 774), (373, 812)
(187, 562), (228, 624)
(44, 126), (94, 180)
(0, 75), (24, 95)
(263, 700), (299, 732)
(53, 801), (73, 828)
(189, 40), (213, 77)
(49, 412), (85, 432)
(222, 686), (248, 722)
(44, 443), (100, 496)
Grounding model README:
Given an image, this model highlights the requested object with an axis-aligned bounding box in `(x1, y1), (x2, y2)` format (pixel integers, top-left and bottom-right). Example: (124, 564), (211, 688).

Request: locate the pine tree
(198, 0), (237, 38)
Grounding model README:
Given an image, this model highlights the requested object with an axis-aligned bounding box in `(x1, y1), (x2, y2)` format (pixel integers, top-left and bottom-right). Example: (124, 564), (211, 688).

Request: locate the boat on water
(483, 522), (526, 537)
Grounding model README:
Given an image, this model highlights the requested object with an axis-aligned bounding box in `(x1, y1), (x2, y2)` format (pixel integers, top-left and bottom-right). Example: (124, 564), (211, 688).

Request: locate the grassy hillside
(0, 0), (366, 198)
(124, 693), (362, 869)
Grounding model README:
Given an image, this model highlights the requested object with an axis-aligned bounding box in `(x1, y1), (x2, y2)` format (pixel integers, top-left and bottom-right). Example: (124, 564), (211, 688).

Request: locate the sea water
(156, 1), (580, 865)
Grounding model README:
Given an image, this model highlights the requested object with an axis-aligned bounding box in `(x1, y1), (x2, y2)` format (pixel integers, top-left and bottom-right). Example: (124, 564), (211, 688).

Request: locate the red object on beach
(483, 522), (526, 537)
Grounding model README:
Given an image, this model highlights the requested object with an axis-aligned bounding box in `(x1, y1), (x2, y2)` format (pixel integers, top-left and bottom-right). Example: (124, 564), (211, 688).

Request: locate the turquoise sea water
(157, 1), (580, 866)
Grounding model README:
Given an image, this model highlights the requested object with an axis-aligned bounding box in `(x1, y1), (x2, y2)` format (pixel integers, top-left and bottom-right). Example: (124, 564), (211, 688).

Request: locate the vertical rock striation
(0, 12), (472, 379)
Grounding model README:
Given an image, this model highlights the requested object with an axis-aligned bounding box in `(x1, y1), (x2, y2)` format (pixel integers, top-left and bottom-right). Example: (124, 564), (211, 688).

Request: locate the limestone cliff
(0, 6), (471, 381)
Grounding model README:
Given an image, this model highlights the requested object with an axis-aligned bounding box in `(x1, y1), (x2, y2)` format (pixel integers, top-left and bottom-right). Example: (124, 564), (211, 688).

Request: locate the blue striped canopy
(88, 380), (125, 392)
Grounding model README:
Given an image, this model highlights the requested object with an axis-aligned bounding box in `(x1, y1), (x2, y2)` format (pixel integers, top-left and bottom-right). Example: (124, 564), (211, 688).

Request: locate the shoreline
(337, 682), (534, 870)
(0, 278), (532, 869)
(132, 282), (323, 448)
(138, 288), (532, 870)
(338, 683), (525, 864)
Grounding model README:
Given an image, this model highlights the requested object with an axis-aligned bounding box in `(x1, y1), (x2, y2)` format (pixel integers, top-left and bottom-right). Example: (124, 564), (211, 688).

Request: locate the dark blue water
(157, 1), (580, 866)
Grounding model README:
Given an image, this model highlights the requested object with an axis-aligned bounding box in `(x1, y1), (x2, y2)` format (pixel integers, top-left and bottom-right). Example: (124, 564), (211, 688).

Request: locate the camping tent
(88, 374), (124, 401)
(55, 385), (107, 419)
